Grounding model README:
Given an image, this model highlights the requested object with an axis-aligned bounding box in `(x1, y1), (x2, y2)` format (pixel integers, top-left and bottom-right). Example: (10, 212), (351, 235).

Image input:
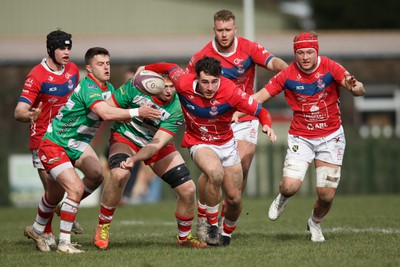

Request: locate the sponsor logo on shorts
(48, 157), (62, 164)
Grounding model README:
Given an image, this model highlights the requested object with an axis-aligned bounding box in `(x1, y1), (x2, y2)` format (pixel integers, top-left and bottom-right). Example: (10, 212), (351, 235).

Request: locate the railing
(250, 135), (400, 197)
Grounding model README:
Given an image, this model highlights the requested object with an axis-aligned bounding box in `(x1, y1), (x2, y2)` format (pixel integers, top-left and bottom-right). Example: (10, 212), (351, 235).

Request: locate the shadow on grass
(235, 231), (308, 242)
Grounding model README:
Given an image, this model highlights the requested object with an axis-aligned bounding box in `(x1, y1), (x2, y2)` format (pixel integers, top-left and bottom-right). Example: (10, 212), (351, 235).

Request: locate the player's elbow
(14, 108), (28, 122)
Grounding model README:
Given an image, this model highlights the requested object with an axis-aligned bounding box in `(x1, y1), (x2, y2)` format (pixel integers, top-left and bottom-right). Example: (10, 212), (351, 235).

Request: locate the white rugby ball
(134, 70), (165, 95)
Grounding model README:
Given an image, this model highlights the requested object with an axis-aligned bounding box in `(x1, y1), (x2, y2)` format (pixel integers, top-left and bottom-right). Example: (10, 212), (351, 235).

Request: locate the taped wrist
(258, 108), (272, 127)
(129, 108), (139, 118)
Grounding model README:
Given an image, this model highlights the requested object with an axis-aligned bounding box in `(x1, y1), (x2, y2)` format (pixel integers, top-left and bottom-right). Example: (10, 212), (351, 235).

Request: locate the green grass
(1, 195), (399, 267)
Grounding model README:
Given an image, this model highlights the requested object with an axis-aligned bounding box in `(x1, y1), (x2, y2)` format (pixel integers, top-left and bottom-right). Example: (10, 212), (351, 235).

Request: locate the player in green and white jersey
(94, 76), (207, 249)
(24, 47), (160, 254)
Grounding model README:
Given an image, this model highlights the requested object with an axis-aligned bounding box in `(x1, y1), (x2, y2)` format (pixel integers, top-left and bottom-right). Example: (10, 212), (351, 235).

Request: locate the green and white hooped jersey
(43, 76), (114, 160)
(111, 79), (184, 147)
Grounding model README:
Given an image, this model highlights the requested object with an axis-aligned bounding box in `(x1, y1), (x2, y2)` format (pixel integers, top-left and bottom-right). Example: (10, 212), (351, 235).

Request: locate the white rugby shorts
(231, 120), (259, 144)
(285, 126), (346, 165)
(189, 138), (241, 167)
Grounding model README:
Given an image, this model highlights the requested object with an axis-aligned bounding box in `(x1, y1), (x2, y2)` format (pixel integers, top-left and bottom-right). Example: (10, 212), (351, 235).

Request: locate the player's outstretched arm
(261, 124), (277, 143)
(252, 88), (273, 104)
(342, 75), (365, 96)
(267, 57), (289, 73)
(14, 101), (43, 123)
(120, 130), (174, 170)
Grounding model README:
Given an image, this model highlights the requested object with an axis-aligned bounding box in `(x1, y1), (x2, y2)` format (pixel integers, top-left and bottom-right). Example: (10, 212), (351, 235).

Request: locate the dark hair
(84, 47), (110, 65)
(214, 9), (235, 22)
(195, 56), (222, 77)
(46, 29), (72, 63)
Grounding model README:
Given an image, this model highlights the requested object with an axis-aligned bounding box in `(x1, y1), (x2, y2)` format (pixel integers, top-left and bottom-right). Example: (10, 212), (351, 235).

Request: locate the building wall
(0, 0), (287, 38)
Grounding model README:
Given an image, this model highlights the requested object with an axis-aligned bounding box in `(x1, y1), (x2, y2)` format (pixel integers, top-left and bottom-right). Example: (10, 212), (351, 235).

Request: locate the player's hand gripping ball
(134, 70), (165, 95)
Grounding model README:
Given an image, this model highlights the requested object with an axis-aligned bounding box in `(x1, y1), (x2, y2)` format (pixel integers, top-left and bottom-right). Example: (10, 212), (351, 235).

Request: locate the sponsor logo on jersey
(88, 83), (98, 89)
(48, 98), (57, 104)
(68, 79), (74, 90)
(315, 122), (327, 129)
(90, 93), (102, 98)
(24, 78), (34, 87)
(210, 99), (220, 105)
(210, 106), (218, 116)
(49, 87), (57, 92)
(317, 79), (325, 89)
(48, 76), (54, 82)
(234, 58), (244, 65)
(185, 104), (195, 110)
(199, 126), (208, 133)
(175, 120), (184, 126)
(102, 91), (112, 100)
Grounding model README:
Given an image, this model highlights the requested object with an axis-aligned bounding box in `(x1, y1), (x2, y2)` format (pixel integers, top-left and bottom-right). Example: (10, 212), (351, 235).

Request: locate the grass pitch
(1, 195), (399, 267)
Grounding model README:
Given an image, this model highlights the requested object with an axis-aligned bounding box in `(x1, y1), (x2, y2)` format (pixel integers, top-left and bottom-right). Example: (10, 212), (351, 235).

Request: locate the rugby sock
(175, 212), (193, 241)
(206, 204), (219, 226)
(59, 197), (80, 243)
(33, 193), (57, 234)
(311, 210), (325, 224)
(222, 218), (237, 237)
(197, 201), (207, 220)
(220, 200), (226, 219)
(98, 203), (116, 224)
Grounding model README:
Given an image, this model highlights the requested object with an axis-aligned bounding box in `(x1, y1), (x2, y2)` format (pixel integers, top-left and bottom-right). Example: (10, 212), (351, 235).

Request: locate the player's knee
(67, 181), (85, 200)
(280, 184), (300, 197)
(110, 168), (131, 187)
(175, 180), (196, 201)
(282, 158), (309, 181)
(207, 169), (224, 186)
(162, 163), (192, 189)
(225, 194), (242, 210)
(316, 166), (341, 189)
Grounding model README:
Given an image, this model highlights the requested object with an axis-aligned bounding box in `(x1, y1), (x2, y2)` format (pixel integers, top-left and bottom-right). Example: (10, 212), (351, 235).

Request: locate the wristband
(129, 108), (139, 118)
(258, 108), (272, 127)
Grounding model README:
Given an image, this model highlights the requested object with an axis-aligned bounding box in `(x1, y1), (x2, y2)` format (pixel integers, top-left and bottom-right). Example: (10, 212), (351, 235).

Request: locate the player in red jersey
(136, 57), (277, 246)
(14, 30), (83, 249)
(252, 32), (365, 242)
(186, 10), (288, 235)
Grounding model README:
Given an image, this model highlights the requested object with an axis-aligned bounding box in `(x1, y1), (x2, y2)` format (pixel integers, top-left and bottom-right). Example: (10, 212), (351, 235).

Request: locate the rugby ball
(134, 70), (165, 95)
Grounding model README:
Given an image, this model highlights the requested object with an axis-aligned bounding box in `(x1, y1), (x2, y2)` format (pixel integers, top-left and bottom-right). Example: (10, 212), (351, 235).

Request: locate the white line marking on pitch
(327, 227), (400, 234)
(118, 221), (400, 234)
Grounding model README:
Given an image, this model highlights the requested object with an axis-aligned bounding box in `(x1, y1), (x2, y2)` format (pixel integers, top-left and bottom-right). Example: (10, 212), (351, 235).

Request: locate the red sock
(38, 193), (57, 234)
(98, 203), (116, 224)
(222, 220), (237, 236)
(175, 212), (193, 241)
(220, 200), (226, 218)
(197, 202), (207, 219)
